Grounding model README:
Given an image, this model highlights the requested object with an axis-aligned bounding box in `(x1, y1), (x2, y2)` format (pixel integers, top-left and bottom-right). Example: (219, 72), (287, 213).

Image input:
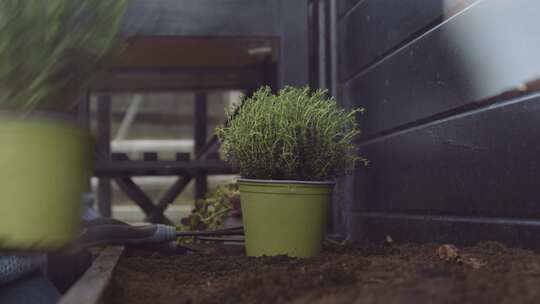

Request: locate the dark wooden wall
(337, 0), (540, 248)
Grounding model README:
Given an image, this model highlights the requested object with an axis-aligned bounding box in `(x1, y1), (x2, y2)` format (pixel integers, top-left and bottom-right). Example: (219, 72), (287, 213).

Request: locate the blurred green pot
(238, 179), (334, 258)
(0, 117), (91, 250)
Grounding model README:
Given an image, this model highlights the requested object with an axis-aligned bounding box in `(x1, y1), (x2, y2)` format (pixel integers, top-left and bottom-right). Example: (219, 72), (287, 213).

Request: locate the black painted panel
(353, 92), (540, 217)
(349, 212), (540, 250)
(123, 0), (279, 37)
(338, 0), (479, 81)
(337, 0), (362, 19)
(339, 0), (445, 81)
(343, 0), (540, 137)
(279, 0), (310, 87)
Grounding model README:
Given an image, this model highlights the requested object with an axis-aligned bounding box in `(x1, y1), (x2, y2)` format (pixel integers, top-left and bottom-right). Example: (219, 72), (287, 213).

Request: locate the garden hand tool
(81, 219), (176, 247)
(78, 194), (181, 254)
(75, 221), (245, 253)
(75, 218), (178, 254)
(77, 194), (244, 252)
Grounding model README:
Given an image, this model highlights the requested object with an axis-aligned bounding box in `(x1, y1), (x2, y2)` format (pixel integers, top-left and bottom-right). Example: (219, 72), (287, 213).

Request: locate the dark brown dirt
(109, 242), (540, 304)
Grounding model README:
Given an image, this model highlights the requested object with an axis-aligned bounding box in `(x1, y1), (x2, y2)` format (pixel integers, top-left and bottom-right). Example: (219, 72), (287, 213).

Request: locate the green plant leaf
(217, 86), (366, 181)
(0, 0), (127, 112)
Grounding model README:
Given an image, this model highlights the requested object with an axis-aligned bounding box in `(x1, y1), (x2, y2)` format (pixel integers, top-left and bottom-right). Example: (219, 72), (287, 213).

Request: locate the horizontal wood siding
(343, 0), (540, 137)
(337, 0), (362, 19)
(349, 213), (540, 249)
(338, 0), (478, 81)
(339, 0), (445, 81)
(355, 92), (540, 217)
(338, 0), (540, 247)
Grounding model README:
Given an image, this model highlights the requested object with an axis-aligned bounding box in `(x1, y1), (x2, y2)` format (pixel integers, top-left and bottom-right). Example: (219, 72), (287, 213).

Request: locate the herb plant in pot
(0, 0), (127, 250)
(217, 87), (363, 258)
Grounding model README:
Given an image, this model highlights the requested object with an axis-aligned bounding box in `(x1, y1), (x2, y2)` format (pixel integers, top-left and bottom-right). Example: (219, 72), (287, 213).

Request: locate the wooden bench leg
(115, 178), (173, 225)
(97, 94), (112, 218)
(194, 92), (208, 200)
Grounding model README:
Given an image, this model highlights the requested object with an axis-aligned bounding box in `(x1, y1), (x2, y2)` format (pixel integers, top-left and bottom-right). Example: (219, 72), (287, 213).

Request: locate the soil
(109, 241), (540, 304)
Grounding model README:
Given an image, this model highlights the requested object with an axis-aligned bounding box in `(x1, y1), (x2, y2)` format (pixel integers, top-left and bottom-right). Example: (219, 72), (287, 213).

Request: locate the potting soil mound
(109, 242), (540, 304)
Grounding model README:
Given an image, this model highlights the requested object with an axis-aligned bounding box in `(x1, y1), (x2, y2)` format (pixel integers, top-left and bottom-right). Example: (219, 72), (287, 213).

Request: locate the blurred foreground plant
(0, 0), (127, 112)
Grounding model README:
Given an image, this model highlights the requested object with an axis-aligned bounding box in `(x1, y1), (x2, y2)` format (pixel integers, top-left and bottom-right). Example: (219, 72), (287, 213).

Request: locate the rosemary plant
(217, 86), (366, 181)
(0, 0), (127, 112)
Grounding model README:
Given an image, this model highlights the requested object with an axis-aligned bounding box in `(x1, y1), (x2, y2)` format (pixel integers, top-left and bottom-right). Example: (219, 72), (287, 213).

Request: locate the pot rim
(237, 178), (336, 186)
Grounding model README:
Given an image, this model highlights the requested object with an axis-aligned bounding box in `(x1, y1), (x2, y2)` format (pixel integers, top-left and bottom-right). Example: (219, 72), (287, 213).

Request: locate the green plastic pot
(238, 178), (335, 258)
(0, 117), (91, 250)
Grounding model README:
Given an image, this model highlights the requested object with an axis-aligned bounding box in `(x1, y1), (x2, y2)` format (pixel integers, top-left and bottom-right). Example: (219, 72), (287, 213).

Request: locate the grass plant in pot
(217, 87), (364, 258)
(0, 0), (127, 250)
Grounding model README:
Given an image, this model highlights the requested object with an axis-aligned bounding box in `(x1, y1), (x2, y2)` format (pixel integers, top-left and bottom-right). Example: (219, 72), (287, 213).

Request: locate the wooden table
(79, 0), (311, 223)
